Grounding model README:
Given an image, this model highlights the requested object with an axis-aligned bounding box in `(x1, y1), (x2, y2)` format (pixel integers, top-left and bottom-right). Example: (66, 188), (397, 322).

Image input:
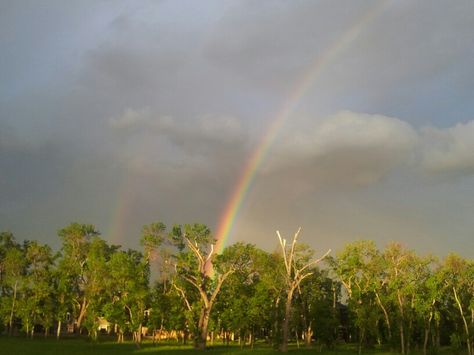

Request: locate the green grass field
(0, 337), (466, 355)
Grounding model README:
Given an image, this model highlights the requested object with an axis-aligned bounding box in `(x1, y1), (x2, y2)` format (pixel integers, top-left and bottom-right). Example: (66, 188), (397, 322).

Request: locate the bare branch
(205, 244), (214, 264)
(276, 227), (331, 352)
(210, 269), (234, 305)
(184, 235), (205, 272)
(277, 230), (290, 274)
(296, 248), (331, 277)
(173, 284), (192, 311)
(288, 227), (301, 275)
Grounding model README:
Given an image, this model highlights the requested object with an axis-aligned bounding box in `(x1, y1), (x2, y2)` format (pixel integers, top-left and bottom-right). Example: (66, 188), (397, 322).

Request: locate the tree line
(0, 223), (473, 354)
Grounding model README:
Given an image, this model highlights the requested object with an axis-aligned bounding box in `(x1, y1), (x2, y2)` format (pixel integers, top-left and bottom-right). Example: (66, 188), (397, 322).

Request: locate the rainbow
(108, 173), (133, 247)
(214, 2), (388, 253)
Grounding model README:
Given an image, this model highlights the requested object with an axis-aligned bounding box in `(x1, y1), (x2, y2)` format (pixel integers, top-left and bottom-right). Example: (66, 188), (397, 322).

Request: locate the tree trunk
(407, 319), (412, 354)
(435, 316), (440, 349)
(358, 326), (365, 355)
(56, 320), (62, 340)
(423, 327), (429, 355)
(423, 311), (433, 355)
(117, 331), (124, 343)
(375, 290), (392, 341)
(305, 324), (313, 347)
(453, 287), (472, 355)
(134, 323), (142, 348)
(281, 286), (295, 352)
(400, 321), (405, 355)
(196, 307), (210, 350)
(471, 308), (474, 355)
(8, 280), (18, 336)
(76, 297), (88, 333)
(398, 291), (406, 355)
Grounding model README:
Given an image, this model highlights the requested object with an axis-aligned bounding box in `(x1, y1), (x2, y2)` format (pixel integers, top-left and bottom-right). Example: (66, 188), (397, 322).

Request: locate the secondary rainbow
(214, 2), (388, 253)
(107, 173), (134, 247)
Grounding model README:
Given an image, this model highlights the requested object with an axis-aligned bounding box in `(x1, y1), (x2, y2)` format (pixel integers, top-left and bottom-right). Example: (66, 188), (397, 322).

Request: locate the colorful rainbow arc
(214, 2), (388, 254)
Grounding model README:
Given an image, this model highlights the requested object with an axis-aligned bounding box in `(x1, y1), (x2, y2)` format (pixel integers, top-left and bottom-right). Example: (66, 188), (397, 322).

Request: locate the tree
(18, 241), (55, 337)
(439, 254), (474, 355)
(415, 262), (442, 355)
(105, 249), (150, 345)
(148, 280), (188, 343)
(0, 233), (25, 335)
(249, 249), (286, 348)
(212, 243), (263, 347)
(293, 268), (339, 349)
(56, 222), (99, 333)
(330, 240), (384, 354)
(81, 237), (117, 339)
(171, 224), (241, 349)
(382, 243), (435, 355)
(142, 223), (256, 350)
(277, 227), (330, 352)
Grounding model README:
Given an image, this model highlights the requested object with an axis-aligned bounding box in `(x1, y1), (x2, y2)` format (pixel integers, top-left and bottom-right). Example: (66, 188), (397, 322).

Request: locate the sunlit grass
(0, 337), (467, 355)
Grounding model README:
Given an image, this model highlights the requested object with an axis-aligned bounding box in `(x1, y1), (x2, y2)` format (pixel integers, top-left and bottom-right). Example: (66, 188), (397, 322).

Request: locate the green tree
(81, 237), (118, 339)
(212, 243), (263, 347)
(330, 240), (383, 354)
(382, 243), (435, 355)
(148, 280), (189, 343)
(176, 224), (240, 349)
(17, 241), (55, 337)
(438, 254), (474, 355)
(293, 268), (339, 348)
(0, 232), (25, 335)
(56, 222), (99, 333)
(104, 249), (150, 345)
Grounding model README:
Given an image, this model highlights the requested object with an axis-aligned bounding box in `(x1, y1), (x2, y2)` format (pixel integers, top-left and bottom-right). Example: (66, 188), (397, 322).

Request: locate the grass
(0, 336), (466, 355)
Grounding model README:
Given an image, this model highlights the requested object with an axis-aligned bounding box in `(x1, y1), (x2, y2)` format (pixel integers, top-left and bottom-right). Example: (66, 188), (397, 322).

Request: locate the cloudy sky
(1, 0), (474, 257)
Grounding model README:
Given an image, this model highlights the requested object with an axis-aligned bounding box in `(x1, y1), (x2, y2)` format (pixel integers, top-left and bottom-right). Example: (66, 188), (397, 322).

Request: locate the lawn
(0, 337), (465, 355)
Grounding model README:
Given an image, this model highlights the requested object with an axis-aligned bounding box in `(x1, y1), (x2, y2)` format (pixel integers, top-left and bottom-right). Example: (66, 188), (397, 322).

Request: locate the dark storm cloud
(1, 1), (474, 257)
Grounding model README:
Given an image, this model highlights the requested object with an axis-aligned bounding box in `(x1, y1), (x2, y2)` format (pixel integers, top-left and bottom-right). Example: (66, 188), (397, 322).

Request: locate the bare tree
(277, 227), (330, 352)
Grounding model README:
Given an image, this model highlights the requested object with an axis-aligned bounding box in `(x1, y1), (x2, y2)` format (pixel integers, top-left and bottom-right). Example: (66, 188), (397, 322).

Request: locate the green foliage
(0, 224), (473, 354)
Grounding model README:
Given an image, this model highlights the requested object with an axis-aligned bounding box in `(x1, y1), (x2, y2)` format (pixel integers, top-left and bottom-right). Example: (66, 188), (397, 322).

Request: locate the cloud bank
(1, 1), (474, 257)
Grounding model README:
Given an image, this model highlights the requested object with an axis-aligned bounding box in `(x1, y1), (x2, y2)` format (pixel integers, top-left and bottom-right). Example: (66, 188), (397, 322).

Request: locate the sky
(1, 0), (474, 258)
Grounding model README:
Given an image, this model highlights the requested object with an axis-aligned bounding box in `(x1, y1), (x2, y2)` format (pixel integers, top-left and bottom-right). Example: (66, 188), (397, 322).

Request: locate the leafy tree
(212, 243), (264, 347)
(330, 240), (383, 354)
(0, 232), (25, 335)
(293, 268), (339, 348)
(17, 241), (55, 337)
(104, 249), (149, 345)
(382, 243), (435, 355)
(173, 224), (248, 349)
(81, 237), (116, 339)
(148, 281), (188, 343)
(416, 265), (443, 355)
(56, 222), (99, 333)
(438, 254), (474, 355)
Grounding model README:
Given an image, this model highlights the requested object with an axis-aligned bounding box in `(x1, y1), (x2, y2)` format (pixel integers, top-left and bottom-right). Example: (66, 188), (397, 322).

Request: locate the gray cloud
(420, 121), (474, 175)
(1, 1), (474, 258)
(262, 111), (418, 187)
(106, 108), (249, 178)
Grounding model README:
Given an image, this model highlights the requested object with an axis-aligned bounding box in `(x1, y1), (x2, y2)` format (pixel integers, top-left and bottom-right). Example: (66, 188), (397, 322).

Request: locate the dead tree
(277, 227), (331, 352)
